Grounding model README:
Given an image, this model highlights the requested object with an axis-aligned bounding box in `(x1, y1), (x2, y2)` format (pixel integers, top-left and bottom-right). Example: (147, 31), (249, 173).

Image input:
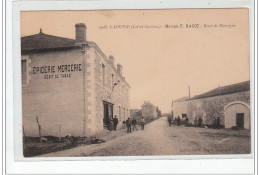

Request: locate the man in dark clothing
(168, 116), (172, 127)
(216, 117), (220, 129)
(126, 117), (132, 133)
(177, 116), (181, 126)
(185, 117), (189, 126)
(132, 118), (137, 131)
(213, 117), (217, 129)
(198, 117), (203, 127)
(140, 117), (145, 130)
(113, 115), (119, 131)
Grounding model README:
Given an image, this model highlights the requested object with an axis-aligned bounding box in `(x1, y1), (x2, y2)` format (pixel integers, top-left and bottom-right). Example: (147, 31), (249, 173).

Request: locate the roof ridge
(21, 33), (75, 41)
(217, 80), (249, 89)
(190, 80), (250, 100)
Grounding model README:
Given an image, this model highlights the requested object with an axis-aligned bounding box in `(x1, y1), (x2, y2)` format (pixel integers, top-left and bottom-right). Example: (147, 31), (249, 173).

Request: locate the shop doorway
(103, 101), (114, 130)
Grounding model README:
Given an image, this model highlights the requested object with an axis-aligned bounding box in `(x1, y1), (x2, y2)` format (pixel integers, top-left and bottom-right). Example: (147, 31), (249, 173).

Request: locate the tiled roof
(21, 32), (78, 54)
(191, 80), (250, 100)
(173, 81), (250, 102)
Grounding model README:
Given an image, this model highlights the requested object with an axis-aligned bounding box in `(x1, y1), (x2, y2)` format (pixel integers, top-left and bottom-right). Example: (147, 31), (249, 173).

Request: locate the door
(103, 101), (114, 130)
(103, 103), (109, 128)
(236, 113), (244, 129)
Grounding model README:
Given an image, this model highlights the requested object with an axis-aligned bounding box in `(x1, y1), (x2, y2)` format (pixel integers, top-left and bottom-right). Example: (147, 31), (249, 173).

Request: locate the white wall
(224, 102), (250, 129)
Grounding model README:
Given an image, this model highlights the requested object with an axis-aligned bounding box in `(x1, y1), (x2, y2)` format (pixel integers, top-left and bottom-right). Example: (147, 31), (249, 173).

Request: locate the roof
(21, 31), (79, 54)
(21, 31), (131, 88)
(173, 81), (250, 102)
(191, 81), (250, 100)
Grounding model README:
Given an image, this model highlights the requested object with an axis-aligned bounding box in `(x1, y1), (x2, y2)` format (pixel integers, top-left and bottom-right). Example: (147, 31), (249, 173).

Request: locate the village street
(41, 117), (250, 157)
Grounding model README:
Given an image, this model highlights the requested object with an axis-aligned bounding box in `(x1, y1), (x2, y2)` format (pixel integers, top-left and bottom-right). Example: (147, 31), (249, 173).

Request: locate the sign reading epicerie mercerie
(32, 64), (82, 79)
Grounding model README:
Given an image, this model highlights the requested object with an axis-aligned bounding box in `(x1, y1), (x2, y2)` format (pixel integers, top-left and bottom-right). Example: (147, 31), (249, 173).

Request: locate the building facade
(141, 101), (158, 119)
(171, 81), (250, 129)
(21, 23), (130, 137)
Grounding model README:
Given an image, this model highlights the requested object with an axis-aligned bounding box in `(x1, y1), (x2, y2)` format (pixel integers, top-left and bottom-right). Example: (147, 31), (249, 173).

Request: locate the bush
(231, 126), (240, 130)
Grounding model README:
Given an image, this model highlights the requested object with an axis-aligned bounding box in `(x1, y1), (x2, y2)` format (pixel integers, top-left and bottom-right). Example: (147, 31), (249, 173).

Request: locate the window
(21, 55), (30, 85)
(182, 114), (187, 118)
(102, 64), (105, 85)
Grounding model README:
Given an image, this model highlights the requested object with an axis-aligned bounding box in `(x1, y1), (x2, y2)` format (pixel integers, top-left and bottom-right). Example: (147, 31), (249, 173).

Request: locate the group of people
(193, 117), (203, 127)
(125, 117), (145, 133)
(107, 115), (146, 133)
(168, 115), (204, 127)
(168, 115), (188, 126)
(213, 116), (221, 129)
(168, 115), (221, 129)
(107, 115), (119, 131)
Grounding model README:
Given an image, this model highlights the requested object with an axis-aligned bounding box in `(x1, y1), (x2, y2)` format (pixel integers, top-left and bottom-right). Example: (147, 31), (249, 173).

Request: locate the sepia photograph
(20, 9), (251, 158)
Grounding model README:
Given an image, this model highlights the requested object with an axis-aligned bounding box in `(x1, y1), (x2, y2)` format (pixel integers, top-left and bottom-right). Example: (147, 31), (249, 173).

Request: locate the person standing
(126, 117), (132, 133)
(177, 116), (181, 126)
(198, 117), (203, 127)
(213, 117), (217, 129)
(194, 117), (198, 127)
(140, 117), (145, 130)
(113, 115), (119, 131)
(132, 117), (137, 131)
(168, 115), (172, 127)
(216, 117), (220, 129)
(185, 117), (189, 126)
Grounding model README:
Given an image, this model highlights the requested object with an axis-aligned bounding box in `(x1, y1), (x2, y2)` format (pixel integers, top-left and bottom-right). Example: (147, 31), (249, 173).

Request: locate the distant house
(141, 101), (159, 119)
(171, 81), (250, 129)
(130, 109), (141, 117)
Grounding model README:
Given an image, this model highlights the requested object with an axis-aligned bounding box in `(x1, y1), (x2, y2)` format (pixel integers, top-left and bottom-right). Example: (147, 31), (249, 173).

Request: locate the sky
(21, 9), (250, 113)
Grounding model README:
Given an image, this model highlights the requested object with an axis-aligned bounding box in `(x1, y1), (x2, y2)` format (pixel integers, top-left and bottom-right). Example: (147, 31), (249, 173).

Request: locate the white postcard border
(7, 0), (256, 174)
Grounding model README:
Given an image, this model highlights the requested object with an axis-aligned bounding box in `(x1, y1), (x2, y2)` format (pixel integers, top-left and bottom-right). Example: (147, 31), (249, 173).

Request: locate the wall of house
(22, 45), (131, 137)
(186, 91), (250, 126)
(224, 103), (250, 129)
(93, 46), (130, 131)
(142, 106), (157, 119)
(172, 101), (188, 119)
(22, 48), (87, 137)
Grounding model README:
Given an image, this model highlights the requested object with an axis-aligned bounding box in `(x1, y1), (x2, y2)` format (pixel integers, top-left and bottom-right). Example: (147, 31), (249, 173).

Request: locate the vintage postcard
(20, 8), (251, 158)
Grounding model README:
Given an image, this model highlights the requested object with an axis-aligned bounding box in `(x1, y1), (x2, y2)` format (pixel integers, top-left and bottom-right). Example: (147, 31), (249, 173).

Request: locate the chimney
(117, 64), (122, 75)
(109, 55), (114, 65)
(75, 23), (87, 44)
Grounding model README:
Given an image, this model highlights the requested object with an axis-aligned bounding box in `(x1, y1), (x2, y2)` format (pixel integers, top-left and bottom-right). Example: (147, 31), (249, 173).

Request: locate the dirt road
(41, 117), (250, 157)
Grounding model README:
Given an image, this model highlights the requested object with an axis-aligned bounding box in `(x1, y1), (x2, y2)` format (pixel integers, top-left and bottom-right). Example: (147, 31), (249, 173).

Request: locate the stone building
(21, 23), (130, 137)
(141, 101), (158, 119)
(171, 81), (250, 129)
